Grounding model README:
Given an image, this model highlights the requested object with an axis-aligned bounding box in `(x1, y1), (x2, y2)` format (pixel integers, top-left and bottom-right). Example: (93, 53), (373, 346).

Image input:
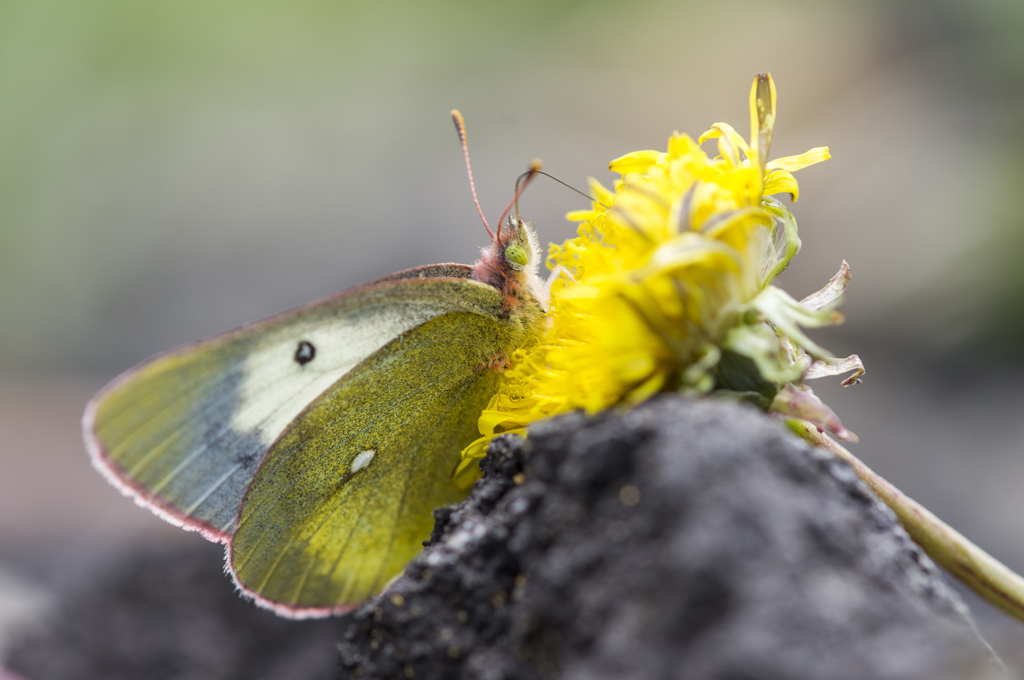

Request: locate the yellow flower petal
(566, 209), (597, 222)
(609, 150), (662, 175)
(458, 436), (493, 466)
(699, 206), (772, 241)
(766, 146), (831, 172)
(643, 234), (743, 277)
(589, 178), (616, 205)
(477, 408), (524, 436)
(667, 133), (701, 160)
(697, 122), (750, 167)
(625, 371), (666, 404)
(763, 168), (800, 201)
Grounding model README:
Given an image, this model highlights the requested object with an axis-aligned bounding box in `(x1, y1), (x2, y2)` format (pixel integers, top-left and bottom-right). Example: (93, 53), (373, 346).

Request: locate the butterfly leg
(541, 265), (574, 309)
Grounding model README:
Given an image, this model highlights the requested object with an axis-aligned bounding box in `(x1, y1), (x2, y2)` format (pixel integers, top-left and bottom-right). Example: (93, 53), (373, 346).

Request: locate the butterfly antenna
(500, 159), (543, 230)
(533, 170), (606, 207)
(451, 110), (494, 240)
(511, 168), (608, 223)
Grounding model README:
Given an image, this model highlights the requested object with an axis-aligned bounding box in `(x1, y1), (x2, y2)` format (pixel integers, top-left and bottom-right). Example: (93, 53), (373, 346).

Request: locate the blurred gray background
(2, 0), (1024, 670)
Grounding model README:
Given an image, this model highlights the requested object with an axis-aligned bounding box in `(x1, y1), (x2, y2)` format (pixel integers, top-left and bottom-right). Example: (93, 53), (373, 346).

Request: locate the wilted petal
(749, 73), (776, 171)
(770, 383), (858, 442)
(805, 353), (866, 386)
(801, 261), (852, 311)
(752, 285), (837, 359)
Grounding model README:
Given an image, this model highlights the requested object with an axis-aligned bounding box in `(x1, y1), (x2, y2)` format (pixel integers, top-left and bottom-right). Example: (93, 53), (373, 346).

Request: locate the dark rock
(336, 396), (1002, 680)
(6, 397), (1004, 679)
(5, 541), (345, 680)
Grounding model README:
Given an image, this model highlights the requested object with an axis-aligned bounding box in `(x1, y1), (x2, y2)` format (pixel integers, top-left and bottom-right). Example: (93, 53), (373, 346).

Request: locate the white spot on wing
(351, 450), (375, 473)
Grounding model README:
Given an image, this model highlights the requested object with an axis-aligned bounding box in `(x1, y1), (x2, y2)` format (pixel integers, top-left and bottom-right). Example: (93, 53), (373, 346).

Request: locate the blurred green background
(2, 0), (1024, 668)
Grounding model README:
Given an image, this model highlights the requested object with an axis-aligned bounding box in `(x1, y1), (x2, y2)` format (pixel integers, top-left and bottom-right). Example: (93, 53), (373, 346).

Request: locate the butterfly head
(472, 216), (545, 314)
(498, 216), (541, 273)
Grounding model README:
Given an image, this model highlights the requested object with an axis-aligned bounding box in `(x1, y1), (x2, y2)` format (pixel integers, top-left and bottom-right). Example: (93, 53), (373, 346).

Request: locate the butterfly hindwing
(84, 264), (500, 543)
(229, 310), (511, 614)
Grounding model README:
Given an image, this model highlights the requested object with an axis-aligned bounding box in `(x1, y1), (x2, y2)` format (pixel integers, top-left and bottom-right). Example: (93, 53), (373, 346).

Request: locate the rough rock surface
(6, 397), (1003, 679)
(4, 541), (346, 680)
(336, 397), (1000, 680)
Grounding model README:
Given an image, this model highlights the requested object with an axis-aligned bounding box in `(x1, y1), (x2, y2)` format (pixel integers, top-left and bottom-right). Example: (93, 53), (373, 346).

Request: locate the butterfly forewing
(85, 265), (498, 543)
(88, 342), (258, 538)
(229, 309), (510, 613)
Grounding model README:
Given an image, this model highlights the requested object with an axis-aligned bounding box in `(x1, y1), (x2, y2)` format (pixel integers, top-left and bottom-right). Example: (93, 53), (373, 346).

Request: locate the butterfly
(82, 112), (548, 617)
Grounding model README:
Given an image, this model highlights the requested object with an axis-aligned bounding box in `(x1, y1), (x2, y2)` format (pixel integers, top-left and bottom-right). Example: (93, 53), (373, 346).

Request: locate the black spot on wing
(295, 341), (316, 366)
(234, 442), (261, 468)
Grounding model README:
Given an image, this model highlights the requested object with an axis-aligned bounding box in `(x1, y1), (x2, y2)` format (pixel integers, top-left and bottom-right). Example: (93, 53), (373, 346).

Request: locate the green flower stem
(787, 418), (1024, 624)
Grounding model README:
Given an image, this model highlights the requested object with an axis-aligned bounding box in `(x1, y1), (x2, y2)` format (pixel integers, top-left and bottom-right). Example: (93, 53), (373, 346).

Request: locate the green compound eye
(504, 244), (528, 267)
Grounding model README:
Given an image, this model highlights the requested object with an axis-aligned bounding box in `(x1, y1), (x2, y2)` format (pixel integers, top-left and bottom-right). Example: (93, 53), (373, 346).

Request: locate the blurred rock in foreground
(338, 398), (1001, 680)
(4, 542), (345, 680)
(7, 398), (1005, 679)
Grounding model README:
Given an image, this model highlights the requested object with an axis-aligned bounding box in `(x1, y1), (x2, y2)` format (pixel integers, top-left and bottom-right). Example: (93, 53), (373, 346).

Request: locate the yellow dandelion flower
(456, 73), (864, 482)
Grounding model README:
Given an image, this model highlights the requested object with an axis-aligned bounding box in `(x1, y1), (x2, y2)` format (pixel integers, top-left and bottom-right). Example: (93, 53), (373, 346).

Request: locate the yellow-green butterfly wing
(84, 264), (520, 614)
(229, 310), (510, 614)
